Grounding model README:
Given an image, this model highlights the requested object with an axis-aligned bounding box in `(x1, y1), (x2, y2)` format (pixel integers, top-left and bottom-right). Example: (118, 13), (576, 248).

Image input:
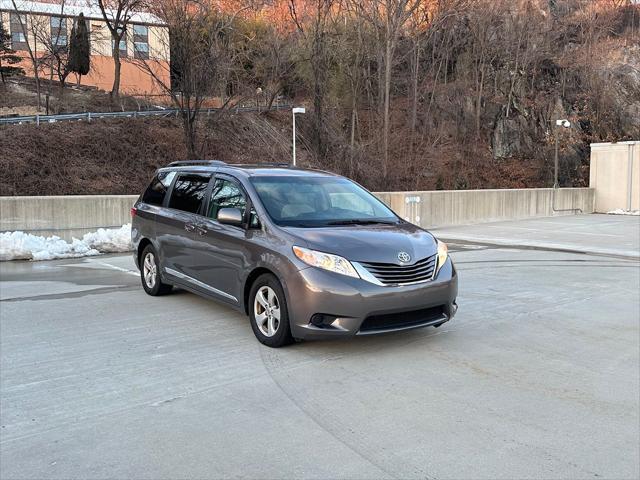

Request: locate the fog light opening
(310, 314), (338, 328)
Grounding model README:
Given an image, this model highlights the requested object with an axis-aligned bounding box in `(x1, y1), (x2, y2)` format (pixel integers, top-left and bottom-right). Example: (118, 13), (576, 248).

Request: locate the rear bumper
(286, 257), (458, 340)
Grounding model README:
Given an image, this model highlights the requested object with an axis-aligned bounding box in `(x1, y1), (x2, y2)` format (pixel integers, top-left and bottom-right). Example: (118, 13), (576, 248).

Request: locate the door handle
(184, 223), (196, 232)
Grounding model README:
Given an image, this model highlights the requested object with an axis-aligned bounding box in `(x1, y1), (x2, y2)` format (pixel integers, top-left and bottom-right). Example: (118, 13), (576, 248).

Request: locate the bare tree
(9, 0), (44, 109)
(289, 0), (336, 159)
(351, 0), (422, 179)
(135, 0), (242, 158)
(96, 0), (146, 98)
(32, 0), (75, 109)
(333, 4), (371, 176)
(467, 1), (497, 139)
(240, 19), (297, 111)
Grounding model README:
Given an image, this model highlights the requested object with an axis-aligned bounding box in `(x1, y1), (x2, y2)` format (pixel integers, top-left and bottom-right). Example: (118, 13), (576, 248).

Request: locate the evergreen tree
(68, 13), (90, 85)
(0, 21), (25, 84)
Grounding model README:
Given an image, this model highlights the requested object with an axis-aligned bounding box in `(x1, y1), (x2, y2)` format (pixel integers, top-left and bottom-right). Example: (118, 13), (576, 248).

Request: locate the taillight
(130, 207), (137, 217)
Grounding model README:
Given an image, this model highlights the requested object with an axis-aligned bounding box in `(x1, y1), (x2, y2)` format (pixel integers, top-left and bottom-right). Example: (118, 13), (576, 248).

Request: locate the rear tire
(140, 245), (172, 296)
(249, 274), (294, 348)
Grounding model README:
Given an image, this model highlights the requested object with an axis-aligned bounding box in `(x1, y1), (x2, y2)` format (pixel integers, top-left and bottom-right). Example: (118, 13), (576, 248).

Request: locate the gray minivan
(132, 161), (458, 347)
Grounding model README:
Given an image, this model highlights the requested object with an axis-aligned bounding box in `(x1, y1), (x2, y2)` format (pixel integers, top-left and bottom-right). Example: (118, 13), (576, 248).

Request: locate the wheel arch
(243, 267), (283, 315)
(137, 238), (153, 269)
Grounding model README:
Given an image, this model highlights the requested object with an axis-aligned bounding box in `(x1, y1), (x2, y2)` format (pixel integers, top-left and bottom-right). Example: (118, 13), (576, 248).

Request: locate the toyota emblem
(397, 252), (411, 263)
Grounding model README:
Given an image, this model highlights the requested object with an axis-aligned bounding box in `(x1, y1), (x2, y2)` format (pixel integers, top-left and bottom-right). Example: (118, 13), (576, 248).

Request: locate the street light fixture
(554, 119), (571, 189)
(292, 107), (306, 166)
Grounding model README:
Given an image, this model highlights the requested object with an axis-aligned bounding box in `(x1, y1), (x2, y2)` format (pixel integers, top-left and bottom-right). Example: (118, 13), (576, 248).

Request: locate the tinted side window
(168, 174), (210, 214)
(142, 171), (175, 206)
(208, 179), (247, 220)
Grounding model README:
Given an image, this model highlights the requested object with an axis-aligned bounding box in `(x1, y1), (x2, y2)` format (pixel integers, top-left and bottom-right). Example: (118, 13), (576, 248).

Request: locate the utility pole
(554, 119), (571, 189)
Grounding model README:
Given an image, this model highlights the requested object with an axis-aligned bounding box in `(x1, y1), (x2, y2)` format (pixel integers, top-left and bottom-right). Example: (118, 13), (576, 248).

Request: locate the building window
(10, 13), (28, 50)
(133, 24), (149, 60)
(50, 16), (64, 29)
(111, 30), (127, 58)
(12, 31), (26, 44)
(50, 16), (67, 49)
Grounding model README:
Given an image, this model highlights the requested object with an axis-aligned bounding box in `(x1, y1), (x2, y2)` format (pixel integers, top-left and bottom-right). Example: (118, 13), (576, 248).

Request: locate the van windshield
(250, 176), (399, 227)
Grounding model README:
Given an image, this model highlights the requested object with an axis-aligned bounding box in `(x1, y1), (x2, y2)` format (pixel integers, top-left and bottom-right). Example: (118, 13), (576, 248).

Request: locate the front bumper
(286, 257), (458, 340)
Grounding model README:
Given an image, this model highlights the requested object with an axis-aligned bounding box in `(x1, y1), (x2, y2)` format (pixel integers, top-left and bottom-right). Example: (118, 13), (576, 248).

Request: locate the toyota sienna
(132, 161), (458, 347)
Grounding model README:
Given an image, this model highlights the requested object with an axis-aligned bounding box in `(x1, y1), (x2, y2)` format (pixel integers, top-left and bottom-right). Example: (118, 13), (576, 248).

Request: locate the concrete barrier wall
(0, 195), (138, 240)
(375, 188), (594, 228)
(0, 188), (594, 240)
(590, 141), (639, 213)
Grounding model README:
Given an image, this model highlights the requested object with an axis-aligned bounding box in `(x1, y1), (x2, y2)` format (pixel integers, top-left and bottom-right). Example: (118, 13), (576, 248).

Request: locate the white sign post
(292, 107), (306, 166)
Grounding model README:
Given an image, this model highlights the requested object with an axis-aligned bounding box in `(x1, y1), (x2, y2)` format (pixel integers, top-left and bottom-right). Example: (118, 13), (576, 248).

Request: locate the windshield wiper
(327, 219), (396, 226)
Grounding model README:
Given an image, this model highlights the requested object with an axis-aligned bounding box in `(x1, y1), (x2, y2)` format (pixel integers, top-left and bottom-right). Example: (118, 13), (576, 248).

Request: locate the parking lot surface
(1, 215), (639, 479)
(433, 213), (640, 259)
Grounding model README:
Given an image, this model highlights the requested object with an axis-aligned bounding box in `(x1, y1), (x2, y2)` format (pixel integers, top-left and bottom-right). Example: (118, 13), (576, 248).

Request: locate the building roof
(0, 0), (165, 26)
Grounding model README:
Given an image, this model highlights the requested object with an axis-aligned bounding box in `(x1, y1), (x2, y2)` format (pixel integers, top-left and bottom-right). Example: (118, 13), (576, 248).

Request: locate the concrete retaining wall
(0, 195), (138, 240)
(375, 188), (594, 228)
(590, 141), (639, 213)
(0, 188), (595, 240)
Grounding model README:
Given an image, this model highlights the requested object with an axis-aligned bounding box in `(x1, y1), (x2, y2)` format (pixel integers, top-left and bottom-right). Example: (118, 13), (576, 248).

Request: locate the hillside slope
(0, 113), (293, 196)
(0, 109), (559, 196)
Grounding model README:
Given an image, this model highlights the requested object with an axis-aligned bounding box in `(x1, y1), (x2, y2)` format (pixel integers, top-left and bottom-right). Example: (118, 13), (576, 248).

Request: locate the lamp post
(554, 119), (571, 189)
(292, 107), (305, 166)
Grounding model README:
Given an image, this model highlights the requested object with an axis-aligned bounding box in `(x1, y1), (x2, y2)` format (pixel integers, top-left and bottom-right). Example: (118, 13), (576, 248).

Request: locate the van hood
(283, 222), (437, 265)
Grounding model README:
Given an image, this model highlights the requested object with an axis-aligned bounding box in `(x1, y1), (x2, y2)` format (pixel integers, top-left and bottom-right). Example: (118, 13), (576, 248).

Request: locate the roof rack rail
(256, 162), (291, 167)
(167, 160), (227, 167)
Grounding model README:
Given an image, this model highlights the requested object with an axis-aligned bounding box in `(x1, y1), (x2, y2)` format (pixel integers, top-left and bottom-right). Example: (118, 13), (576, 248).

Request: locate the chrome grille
(359, 254), (437, 285)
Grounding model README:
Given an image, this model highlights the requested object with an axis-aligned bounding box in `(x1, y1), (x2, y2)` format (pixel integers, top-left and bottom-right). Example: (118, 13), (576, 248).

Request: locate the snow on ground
(607, 209), (640, 216)
(0, 224), (132, 261)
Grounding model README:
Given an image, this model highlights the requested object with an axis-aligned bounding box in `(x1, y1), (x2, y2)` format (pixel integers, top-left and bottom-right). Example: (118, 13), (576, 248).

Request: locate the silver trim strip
(352, 262), (385, 286)
(164, 267), (238, 302)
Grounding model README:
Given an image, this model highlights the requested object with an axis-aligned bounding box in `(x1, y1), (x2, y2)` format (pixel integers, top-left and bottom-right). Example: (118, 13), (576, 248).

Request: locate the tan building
(0, 0), (170, 97)
(590, 141), (640, 213)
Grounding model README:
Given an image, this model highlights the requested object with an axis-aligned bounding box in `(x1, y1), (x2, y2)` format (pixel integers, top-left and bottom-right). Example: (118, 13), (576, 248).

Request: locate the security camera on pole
(292, 107), (305, 166)
(554, 119), (571, 189)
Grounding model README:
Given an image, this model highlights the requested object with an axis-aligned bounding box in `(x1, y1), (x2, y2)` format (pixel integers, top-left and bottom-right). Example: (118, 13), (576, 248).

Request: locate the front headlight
(293, 246), (360, 278)
(436, 240), (448, 273)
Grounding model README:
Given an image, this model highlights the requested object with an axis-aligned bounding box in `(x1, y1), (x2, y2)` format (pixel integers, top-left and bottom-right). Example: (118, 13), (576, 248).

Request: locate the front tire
(140, 245), (172, 296)
(249, 274), (294, 348)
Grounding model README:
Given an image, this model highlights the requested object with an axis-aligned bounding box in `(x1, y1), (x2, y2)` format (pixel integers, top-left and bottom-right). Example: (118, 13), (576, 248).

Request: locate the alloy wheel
(254, 286), (280, 337)
(143, 252), (157, 289)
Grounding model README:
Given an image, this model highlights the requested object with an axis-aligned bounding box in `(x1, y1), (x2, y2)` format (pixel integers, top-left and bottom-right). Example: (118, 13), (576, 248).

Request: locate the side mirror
(217, 207), (243, 226)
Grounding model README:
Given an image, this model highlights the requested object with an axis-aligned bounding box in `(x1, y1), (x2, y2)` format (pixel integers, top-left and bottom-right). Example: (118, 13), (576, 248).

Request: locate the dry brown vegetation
(0, 110), (558, 196)
(1, 0), (639, 194)
(0, 113), (296, 196)
(0, 76), (154, 115)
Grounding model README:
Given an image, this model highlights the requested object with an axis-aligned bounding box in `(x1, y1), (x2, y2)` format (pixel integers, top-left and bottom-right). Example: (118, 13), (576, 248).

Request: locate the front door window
(208, 178), (247, 221)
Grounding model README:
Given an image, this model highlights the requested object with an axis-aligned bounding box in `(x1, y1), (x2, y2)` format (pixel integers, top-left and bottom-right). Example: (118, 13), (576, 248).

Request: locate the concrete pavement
(0, 216), (639, 479)
(432, 213), (640, 259)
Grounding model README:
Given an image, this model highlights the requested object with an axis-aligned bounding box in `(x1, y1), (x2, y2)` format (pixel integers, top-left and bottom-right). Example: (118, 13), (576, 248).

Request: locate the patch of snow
(607, 209), (640, 216)
(0, 224), (132, 262)
(82, 225), (133, 254)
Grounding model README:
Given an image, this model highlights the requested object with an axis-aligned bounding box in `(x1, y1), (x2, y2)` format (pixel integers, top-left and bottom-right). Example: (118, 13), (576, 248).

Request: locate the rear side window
(168, 174), (210, 214)
(142, 171), (176, 206)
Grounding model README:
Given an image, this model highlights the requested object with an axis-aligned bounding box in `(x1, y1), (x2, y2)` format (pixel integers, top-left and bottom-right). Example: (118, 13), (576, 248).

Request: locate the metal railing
(0, 104), (292, 126)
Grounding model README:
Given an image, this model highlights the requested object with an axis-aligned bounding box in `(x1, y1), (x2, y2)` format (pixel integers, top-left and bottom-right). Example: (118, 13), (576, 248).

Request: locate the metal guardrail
(0, 104), (292, 126)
